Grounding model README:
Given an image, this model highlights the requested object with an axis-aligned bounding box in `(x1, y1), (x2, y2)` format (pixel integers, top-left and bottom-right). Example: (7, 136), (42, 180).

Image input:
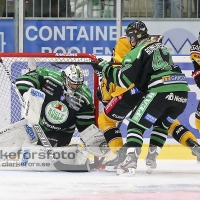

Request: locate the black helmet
(126, 21), (149, 46)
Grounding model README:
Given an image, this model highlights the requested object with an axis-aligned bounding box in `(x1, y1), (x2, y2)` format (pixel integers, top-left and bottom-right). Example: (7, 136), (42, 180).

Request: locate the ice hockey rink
(0, 159), (199, 200)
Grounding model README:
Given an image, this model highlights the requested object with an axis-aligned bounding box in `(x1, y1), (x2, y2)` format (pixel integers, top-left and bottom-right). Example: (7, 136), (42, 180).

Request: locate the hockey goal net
(0, 52), (101, 145)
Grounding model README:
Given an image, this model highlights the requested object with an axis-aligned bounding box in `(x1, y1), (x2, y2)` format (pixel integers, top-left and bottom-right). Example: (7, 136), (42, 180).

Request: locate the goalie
(0, 64), (106, 171)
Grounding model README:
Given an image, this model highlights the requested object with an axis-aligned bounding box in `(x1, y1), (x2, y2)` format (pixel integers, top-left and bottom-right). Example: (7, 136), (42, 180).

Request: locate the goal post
(0, 52), (100, 144)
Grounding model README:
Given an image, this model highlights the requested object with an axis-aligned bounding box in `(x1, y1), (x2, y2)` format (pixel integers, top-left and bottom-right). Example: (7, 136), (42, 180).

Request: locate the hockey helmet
(126, 21), (149, 47)
(62, 64), (84, 94)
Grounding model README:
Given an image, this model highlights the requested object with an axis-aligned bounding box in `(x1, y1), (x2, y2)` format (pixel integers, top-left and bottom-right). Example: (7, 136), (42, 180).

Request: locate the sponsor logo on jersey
(105, 94), (123, 114)
(112, 114), (124, 120)
(165, 93), (187, 103)
(131, 93), (156, 123)
(144, 113), (157, 123)
(31, 88), (45, 99)
(46, 80), (57, 87)
(45, 101), (69, 124)
(25, 124), (36, 141)
(176, 126), (184, 135)
(42, 118), (62, 130)
(166, 116), (174, 123)
(130, 86), (140, 95)
(162, 74), (186, 83)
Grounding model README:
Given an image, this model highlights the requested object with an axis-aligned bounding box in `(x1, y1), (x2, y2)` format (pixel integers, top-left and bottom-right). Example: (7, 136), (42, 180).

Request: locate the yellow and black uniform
(98, 36), (141, 153)
(190, 36), (200, 130)
(98, 35), (198, 154)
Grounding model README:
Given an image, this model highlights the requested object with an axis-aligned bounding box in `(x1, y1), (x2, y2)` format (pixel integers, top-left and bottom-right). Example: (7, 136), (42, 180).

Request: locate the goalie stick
(51, 62), (122, 65)
(33, 125), (105, 172)
(0, 59), (104, 172)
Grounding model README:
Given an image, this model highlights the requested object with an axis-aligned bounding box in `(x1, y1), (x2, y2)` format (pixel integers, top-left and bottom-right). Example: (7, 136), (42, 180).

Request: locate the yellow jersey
(100, 36), (134, 102)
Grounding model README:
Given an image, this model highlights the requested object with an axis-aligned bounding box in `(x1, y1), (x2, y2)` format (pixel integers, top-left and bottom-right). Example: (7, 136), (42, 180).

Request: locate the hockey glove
(192, 68), (200, 88)
(98, 59), (112, 78)
(92, 59), (103, 77)
(65, 94), (84, 111)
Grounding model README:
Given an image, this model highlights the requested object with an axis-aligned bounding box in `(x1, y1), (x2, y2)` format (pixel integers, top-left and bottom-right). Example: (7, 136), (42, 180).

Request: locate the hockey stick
(51, 61), (122, 68)
(0, 59), (104, 171)
(33, 124), (105, 172)
(51, 61), (122, 77)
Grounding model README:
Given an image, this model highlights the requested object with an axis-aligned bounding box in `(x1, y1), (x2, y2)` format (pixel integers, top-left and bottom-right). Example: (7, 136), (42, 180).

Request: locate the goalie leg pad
(80, 124), (110, 157)
(19, 144), (89, 171)
(0, 120), (30, 160)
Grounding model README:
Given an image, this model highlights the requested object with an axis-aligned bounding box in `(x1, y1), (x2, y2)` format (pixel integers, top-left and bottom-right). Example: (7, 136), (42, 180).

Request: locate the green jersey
(16, 67), (94, 134)
(107, 39), (190, 93)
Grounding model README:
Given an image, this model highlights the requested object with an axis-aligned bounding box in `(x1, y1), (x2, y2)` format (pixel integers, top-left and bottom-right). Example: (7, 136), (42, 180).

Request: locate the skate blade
(146, 166), (154, 174)
(105, 166), (117, 172)
(117, 168), (136, 176)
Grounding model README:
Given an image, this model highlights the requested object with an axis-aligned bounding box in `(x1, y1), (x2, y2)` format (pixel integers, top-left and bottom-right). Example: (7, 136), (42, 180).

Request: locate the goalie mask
(62, 65), (84, 95)
(126, 20), (149, 48)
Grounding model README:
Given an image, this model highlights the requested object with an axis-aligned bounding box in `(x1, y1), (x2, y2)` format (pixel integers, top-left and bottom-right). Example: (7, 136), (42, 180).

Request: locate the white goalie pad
(0, 120), (30, 162)
(79, 124), (110, 157)
(0, 143), (89, 172)
(22, 88), (45, 125)
(0, 119), (38, 151)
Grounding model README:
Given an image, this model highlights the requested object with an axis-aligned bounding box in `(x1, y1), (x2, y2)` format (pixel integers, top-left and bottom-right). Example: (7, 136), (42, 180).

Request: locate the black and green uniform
(105, 39), (190, 148)
(107, 39), (189, 93)
(16, 67), (94, 147)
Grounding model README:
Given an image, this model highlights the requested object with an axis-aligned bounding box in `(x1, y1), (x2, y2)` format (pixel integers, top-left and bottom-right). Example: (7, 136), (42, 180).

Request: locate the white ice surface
(0, 160), (200, 200)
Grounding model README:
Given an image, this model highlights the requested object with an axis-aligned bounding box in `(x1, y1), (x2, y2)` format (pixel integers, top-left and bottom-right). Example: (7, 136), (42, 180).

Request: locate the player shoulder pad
(122, 49), (138, 65)
(76, 84), (93, 105)
(36, 67), (62, 84)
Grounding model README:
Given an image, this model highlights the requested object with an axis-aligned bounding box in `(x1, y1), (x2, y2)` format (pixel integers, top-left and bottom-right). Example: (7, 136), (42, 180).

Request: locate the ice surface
(0, 160), (199, 200)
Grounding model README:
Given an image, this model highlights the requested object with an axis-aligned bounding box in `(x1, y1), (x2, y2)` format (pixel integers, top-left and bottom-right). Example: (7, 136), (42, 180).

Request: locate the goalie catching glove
(192, 68), (200, 89)
(80, 124), (110, 157)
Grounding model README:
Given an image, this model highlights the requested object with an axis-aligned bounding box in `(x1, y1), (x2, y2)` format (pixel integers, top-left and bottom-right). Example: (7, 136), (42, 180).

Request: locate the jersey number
(152, 49), (173, 71)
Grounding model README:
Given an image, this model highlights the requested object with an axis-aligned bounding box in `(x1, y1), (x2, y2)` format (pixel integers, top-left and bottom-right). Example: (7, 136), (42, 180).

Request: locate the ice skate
(146, 145), (160, 174)
(186, 138), (200, 163)
(105, 144), (127, 172)
(116, 147), (141, 176)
